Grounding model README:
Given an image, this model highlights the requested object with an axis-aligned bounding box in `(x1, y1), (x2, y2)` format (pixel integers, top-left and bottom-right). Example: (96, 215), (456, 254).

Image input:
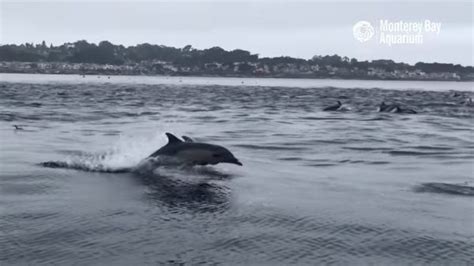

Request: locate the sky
(0, 0), (472, 65)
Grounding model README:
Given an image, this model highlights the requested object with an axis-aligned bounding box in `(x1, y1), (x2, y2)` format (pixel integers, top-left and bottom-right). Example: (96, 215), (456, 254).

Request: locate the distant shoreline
(1, 64), (472, 82)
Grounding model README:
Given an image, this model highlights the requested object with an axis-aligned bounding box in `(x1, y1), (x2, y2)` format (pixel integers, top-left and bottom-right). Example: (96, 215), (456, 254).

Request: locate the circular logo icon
(353, 21), (374, 42)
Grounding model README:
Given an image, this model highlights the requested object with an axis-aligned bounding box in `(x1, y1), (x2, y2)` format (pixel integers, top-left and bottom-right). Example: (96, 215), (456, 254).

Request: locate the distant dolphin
(415, 182), (474, 196)
(378, 102), (400, 112)
(462, 97), (473, 106)
(148, 133), (242, 166)
(323, 101), (342, 111)
(182, 135), (194, 142)
(378, 102), (417, 114)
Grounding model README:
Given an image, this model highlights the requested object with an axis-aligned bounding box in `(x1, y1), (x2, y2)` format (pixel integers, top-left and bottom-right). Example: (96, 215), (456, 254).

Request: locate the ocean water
(0, 74), (473, 265)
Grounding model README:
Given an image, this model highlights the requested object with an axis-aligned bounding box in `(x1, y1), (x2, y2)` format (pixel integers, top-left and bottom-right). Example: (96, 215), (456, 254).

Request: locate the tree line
(0, 40), (472, 74)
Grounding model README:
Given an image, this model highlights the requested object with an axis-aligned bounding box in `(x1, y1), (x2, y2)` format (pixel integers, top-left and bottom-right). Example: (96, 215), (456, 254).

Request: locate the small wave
(0, 182), (56, 196)
(194, 115), (217, 120)
(387, 150), (455, 156)
(56, 149), (86, 156)
(300, 116), (351, 121)
(122, 111), (159, 117)
(414, 182), (474, 196)
(0, 113), (15, 121)
(343, 147), (392, 151)
(306, 163), (337, 167)
(338, 159), (390, 165)
(235, 144), (308, 151)
(278, 157), (303, 161)
(360, 117), (391, 121)
(407, 145), (454, 151)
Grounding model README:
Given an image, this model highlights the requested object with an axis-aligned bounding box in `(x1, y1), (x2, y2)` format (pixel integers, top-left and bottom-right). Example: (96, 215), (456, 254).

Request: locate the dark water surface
(1, 74), (473, 265)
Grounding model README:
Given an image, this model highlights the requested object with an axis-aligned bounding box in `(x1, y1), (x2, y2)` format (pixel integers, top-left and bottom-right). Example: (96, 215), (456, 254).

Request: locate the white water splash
(55, 126), (198, 172)
(50, 130), (167, 172)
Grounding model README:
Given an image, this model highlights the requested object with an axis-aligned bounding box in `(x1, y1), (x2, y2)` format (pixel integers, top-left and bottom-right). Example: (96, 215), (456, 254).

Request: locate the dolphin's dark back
(323, 101), (341, 111)
(147, 132), (242, 166)
(149, 142), (220, 158)
(148, 133), (221, 158)
(379, 102), (399, 112)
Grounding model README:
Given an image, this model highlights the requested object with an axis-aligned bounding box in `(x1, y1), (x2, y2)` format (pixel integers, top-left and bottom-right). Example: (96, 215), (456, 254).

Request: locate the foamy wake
(40, 130), (168, 173)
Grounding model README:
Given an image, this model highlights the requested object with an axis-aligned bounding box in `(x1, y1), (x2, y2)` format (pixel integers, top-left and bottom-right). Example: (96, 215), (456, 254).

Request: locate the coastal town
(1, 41), (473, 81)
(1, 60), (471, 81)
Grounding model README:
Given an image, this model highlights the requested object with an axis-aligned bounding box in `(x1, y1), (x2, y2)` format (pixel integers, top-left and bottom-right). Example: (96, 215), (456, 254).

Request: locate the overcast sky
(1, 0), (472, 65)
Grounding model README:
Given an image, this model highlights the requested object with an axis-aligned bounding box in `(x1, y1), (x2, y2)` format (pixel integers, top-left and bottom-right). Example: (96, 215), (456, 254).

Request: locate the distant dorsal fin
(165, 133), (182, 144)
(182, 136), (194, 142)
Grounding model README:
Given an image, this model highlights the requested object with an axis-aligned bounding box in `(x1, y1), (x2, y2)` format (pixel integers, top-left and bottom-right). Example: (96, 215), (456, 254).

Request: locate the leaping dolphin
(148, 133), (243, 166)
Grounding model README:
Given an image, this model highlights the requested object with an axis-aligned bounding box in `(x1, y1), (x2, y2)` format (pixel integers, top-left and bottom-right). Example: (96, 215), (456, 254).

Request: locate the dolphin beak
(229, 158), (243, 166)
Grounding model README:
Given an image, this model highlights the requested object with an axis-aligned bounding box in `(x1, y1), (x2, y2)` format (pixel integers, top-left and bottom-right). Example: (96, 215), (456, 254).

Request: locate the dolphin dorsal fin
(165, 133), (182, 144)
(182, 136), (194, 142)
